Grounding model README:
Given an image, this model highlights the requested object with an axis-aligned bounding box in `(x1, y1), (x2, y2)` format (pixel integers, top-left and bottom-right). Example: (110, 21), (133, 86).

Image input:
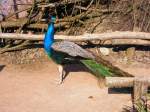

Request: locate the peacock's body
(44, 16), (68, 84)
(44, 16), (132, 84)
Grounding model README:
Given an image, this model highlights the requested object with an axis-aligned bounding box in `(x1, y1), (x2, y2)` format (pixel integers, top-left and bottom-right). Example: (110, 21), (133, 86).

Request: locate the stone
(99, 47), (110, 56)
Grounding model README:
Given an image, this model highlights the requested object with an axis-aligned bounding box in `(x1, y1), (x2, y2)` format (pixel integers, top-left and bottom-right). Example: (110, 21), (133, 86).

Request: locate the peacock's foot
(57, 71), (66, 85)
(56, 65), (66, 85)
(54, 78), (63, 85)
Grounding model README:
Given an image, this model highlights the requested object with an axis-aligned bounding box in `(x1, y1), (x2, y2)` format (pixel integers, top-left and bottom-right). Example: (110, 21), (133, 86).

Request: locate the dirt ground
(0, 47), (150, 112)
(0, 0), (150, 111)
(0, 59), (135, 112)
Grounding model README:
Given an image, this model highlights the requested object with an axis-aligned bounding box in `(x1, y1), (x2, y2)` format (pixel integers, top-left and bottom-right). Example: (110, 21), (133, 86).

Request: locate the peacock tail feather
(81, 59), (113, 78)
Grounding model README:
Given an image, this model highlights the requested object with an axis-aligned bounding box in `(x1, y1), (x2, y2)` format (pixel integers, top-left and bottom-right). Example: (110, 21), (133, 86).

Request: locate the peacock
(44, 16), (133, 84)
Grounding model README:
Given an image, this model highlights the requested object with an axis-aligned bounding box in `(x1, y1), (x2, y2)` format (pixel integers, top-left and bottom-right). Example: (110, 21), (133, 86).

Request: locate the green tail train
(81, 59), (113, 78)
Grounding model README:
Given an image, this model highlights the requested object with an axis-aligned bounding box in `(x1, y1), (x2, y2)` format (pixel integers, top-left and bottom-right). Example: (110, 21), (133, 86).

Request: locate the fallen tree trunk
(0, 31), (150, 43)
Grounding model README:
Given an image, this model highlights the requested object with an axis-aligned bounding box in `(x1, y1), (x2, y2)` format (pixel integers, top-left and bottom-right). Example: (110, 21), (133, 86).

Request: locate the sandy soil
(0, 60), (135, 112)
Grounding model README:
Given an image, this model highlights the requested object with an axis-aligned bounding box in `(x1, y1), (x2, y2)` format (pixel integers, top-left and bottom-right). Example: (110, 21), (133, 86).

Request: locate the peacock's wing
(51, 41), (95, 59)
(51, 50), (67, 64)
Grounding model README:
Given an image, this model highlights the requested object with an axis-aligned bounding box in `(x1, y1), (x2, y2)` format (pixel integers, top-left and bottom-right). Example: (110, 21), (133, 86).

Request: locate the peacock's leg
(57, 65), (65, 84)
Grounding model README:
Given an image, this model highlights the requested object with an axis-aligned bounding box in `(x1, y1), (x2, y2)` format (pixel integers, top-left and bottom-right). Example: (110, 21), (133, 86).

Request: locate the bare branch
(0, 32), (150, 43)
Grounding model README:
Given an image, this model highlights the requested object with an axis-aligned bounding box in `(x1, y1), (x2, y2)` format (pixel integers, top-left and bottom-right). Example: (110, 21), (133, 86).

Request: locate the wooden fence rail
(106, 77), (149, 103)
(0, 31), (150, 42)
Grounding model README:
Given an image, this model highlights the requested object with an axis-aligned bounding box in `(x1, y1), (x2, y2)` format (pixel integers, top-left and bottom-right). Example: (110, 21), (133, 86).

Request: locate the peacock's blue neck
(44, 22), (54, 57)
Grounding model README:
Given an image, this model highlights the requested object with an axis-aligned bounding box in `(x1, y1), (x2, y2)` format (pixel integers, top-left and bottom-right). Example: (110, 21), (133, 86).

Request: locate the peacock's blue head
(44, 15), (56, 57)
(50, 15), (56, 23)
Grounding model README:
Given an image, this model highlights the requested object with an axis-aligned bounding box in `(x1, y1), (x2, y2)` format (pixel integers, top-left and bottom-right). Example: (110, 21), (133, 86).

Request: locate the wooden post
(106, 77), (149, 104)
(134, 78), (148, 103)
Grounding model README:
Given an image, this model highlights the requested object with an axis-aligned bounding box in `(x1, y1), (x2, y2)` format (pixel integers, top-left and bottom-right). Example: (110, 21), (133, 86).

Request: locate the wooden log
(1, 20), (47, 29)
(106, 77), (149, 104)
(0, 31), (150, 42)
(82, 32), (150, 40)
(0, 33), (43, 40)
(106, 77), (134, 88)
(111, 39), (150, 45)
(106, 77), (150, 88)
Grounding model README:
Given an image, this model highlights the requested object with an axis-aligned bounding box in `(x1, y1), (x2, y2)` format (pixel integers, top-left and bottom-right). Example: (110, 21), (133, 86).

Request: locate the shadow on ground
(0, 65), (5, 72)
(108, 87), (132, 94)
(63, 63), (91, 80)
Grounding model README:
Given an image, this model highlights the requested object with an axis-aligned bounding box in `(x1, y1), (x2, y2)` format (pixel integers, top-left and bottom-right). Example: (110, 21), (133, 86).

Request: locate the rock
(99, 47), (110, 56)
